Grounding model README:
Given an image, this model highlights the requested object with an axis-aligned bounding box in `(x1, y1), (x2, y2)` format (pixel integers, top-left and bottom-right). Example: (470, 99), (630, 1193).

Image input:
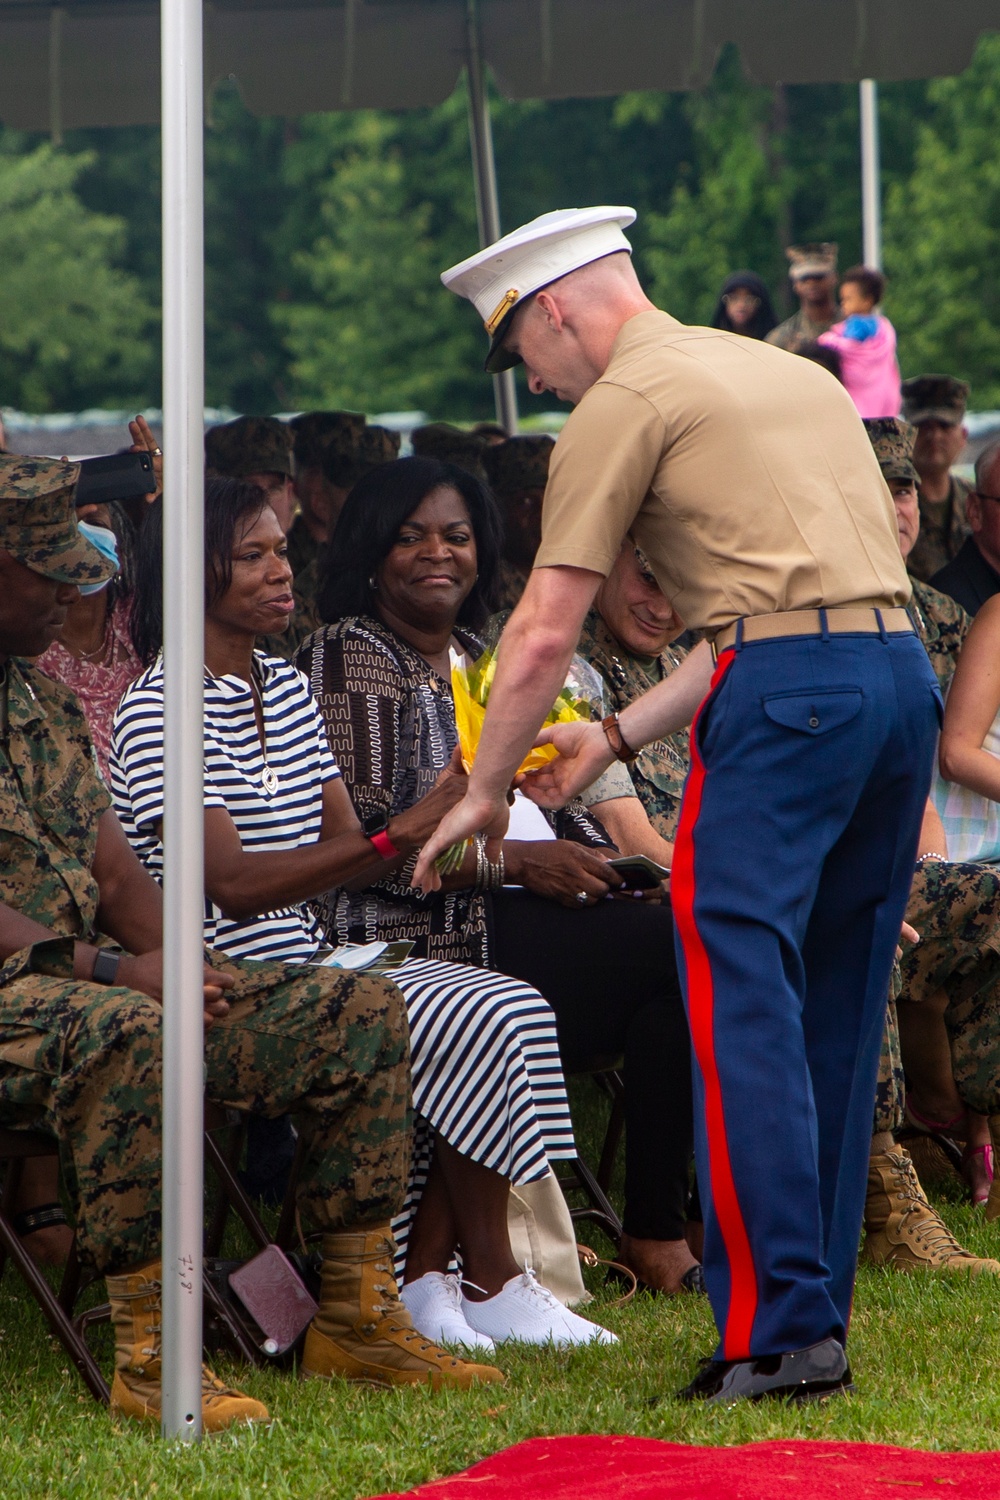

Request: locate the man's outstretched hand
(411, 791), (510, 894)
(518, 720), (616, 809)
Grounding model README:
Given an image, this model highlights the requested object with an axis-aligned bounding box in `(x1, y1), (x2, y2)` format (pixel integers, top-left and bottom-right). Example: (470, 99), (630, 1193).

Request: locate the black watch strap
(92, 949), (122, 985)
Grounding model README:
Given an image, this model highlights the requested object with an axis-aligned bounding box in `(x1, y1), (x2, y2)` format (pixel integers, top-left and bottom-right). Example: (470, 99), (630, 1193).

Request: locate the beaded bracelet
(915, 851), (948, 866)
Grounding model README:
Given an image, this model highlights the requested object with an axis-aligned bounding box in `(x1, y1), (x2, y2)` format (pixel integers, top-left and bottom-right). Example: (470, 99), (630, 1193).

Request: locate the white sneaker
(399, 1272), (497, 1353)
(462, 1268), (618, 1347)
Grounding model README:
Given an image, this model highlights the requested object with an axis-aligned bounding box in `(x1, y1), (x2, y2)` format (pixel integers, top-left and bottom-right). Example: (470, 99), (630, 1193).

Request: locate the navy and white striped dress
(110, 651), (574, 1272)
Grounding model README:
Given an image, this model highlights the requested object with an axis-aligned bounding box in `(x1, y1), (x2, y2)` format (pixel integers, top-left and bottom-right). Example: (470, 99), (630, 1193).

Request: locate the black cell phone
(607, 854), (671, 890)
(75, 451), (156, 507)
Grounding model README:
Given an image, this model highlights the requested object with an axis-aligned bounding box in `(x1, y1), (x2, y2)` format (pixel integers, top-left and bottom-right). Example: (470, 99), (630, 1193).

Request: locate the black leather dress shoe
(675, 1336), (854, 1406)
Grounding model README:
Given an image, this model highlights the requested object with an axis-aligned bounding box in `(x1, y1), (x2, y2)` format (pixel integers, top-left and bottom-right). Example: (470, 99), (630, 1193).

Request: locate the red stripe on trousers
(672, 647), (759, 1360)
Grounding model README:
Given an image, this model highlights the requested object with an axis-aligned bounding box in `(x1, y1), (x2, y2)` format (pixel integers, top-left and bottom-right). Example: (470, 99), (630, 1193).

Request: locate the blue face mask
(77, 521), (120, 595)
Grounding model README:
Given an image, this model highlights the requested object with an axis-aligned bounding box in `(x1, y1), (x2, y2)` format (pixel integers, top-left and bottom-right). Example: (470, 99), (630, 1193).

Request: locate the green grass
(2, 1089), (999, 1499)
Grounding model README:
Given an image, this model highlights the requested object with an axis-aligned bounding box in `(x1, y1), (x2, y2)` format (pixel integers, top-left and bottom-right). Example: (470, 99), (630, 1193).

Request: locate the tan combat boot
(862, 1145), (1000, 1274)
(301, 1228), (504, 1389)
(106, 1260), (270, 1430)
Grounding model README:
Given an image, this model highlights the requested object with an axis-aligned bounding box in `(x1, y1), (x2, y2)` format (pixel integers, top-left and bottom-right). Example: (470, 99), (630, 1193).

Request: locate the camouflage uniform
(0, 660), (409, 1274)
(324, 421), (399, 489)
(765, 305), (838, 355)
(576, 609), (690, 842)
(765, 242), (839, 354)
(286, 412), (369, 579)
(410, 423), (487, 482)
(484, 436), (553, 612)
(909, 578), (971, 689)
(862, 417), (1000, 1126)
(493, 559), (530, 612)
(900, 376), (973, 584)
(874, 981), (905, 1135)
(860, 419), (972, 685)
(290, 410), (366, 476)
(908, 476), (973, 584)
(285, 513), (319, 579)
(204, 416), (295, 480)
(0, 455), (115, 588)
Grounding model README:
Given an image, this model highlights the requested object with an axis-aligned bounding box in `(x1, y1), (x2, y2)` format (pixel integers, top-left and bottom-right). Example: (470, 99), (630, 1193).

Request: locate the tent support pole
(465, 0), (518, 433)
(860, 79), (882, 269)
(160, 0), (206, 1443)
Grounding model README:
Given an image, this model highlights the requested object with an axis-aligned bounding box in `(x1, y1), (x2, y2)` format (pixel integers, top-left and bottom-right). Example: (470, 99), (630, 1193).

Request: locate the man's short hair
(974, 440), (1000, 493)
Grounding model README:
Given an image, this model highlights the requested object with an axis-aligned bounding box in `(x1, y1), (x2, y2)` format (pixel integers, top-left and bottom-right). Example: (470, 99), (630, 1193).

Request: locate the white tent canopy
(3, 0), (1000, 132)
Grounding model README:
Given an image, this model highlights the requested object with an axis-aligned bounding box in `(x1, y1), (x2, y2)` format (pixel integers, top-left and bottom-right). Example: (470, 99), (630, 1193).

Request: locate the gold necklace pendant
(261, 764), (279, 795)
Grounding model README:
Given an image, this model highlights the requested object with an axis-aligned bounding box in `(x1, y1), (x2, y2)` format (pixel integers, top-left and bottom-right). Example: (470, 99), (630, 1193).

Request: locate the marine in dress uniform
(424, 207), (940, 1404)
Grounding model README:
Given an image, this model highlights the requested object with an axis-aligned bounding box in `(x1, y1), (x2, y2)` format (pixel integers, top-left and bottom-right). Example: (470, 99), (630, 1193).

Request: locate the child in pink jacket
(818, 265), (901, 418)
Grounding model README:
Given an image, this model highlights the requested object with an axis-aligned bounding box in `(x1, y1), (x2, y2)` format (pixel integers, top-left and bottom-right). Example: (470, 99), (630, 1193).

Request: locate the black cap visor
(485, 306), (522, 375)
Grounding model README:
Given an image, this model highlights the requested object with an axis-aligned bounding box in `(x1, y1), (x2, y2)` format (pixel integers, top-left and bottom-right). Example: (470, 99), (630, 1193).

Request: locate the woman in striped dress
(110, 477), (611, 1352)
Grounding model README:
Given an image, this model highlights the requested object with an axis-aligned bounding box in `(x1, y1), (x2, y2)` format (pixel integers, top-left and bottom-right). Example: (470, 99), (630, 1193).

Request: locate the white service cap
(441, 206), (637, 373)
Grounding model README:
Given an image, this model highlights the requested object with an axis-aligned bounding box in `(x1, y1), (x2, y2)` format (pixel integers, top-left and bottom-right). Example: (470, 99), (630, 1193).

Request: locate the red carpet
(365, 1434), (1000, 1499)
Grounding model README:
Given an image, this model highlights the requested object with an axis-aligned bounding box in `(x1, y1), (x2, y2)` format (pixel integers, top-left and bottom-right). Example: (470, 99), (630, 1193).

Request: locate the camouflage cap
(483, 435), (554, 497)
(289, 409), (366, 469)
(411, 423), (488, 482)
(863, 417), (919, 485)
(786, 241), (838, 280)
(323, 423), (400, 489)
(205, 416), (295, 479)
(900, 374), (970, 427)
(0, 454), (115, 585)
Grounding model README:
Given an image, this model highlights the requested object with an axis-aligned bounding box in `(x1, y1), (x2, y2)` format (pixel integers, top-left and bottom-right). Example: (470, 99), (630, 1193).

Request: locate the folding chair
(0, 1129), (109, 1402)
(555, 1061), (626, 1246)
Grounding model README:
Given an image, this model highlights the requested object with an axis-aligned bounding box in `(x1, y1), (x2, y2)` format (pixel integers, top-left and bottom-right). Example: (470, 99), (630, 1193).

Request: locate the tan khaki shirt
(535, 311), (911, 633)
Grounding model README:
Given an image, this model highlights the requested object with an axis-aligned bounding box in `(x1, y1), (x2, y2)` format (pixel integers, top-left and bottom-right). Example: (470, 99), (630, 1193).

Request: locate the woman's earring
(368, 575), (378, 591)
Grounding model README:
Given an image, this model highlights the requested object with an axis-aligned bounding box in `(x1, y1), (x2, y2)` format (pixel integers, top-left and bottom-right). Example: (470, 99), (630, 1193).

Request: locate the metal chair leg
(203, 1131), (271, 1253)
(275, 1132), (309, 1251)
(0, 1211), (110, 1402)
(595, 1070), (625, 1194)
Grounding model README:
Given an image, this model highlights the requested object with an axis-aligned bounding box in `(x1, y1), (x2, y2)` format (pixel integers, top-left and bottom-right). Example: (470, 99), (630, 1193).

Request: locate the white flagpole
(160, 0), (206, 1442)
(465, 0), (518, 434)
(860, 79), (882, 269)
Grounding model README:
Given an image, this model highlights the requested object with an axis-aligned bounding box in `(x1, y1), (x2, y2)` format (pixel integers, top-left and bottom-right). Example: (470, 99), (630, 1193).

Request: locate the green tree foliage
(0, 136), (154, 412)
(884, 34), (1000, 405)
(640, 49), (790, 323)
(1, 37), (993, 416)
(276, 100), (487, 418)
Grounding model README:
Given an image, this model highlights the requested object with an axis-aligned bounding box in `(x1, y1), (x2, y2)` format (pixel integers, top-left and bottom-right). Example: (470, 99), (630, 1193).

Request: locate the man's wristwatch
(92, 949), (122, 985)
(602, 712), (639, 764)
(361, 808), (401, 860)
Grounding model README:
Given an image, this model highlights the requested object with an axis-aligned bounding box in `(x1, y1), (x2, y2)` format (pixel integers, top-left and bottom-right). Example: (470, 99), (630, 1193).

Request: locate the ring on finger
(575, 890), (588, 905)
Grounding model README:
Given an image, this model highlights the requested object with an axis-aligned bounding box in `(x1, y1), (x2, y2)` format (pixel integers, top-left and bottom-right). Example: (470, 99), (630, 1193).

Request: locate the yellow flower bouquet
(435, 645), (603, 873)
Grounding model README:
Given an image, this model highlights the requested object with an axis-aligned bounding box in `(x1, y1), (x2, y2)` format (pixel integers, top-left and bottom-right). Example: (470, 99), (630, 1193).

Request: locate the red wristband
(368, 829), (400, 860)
